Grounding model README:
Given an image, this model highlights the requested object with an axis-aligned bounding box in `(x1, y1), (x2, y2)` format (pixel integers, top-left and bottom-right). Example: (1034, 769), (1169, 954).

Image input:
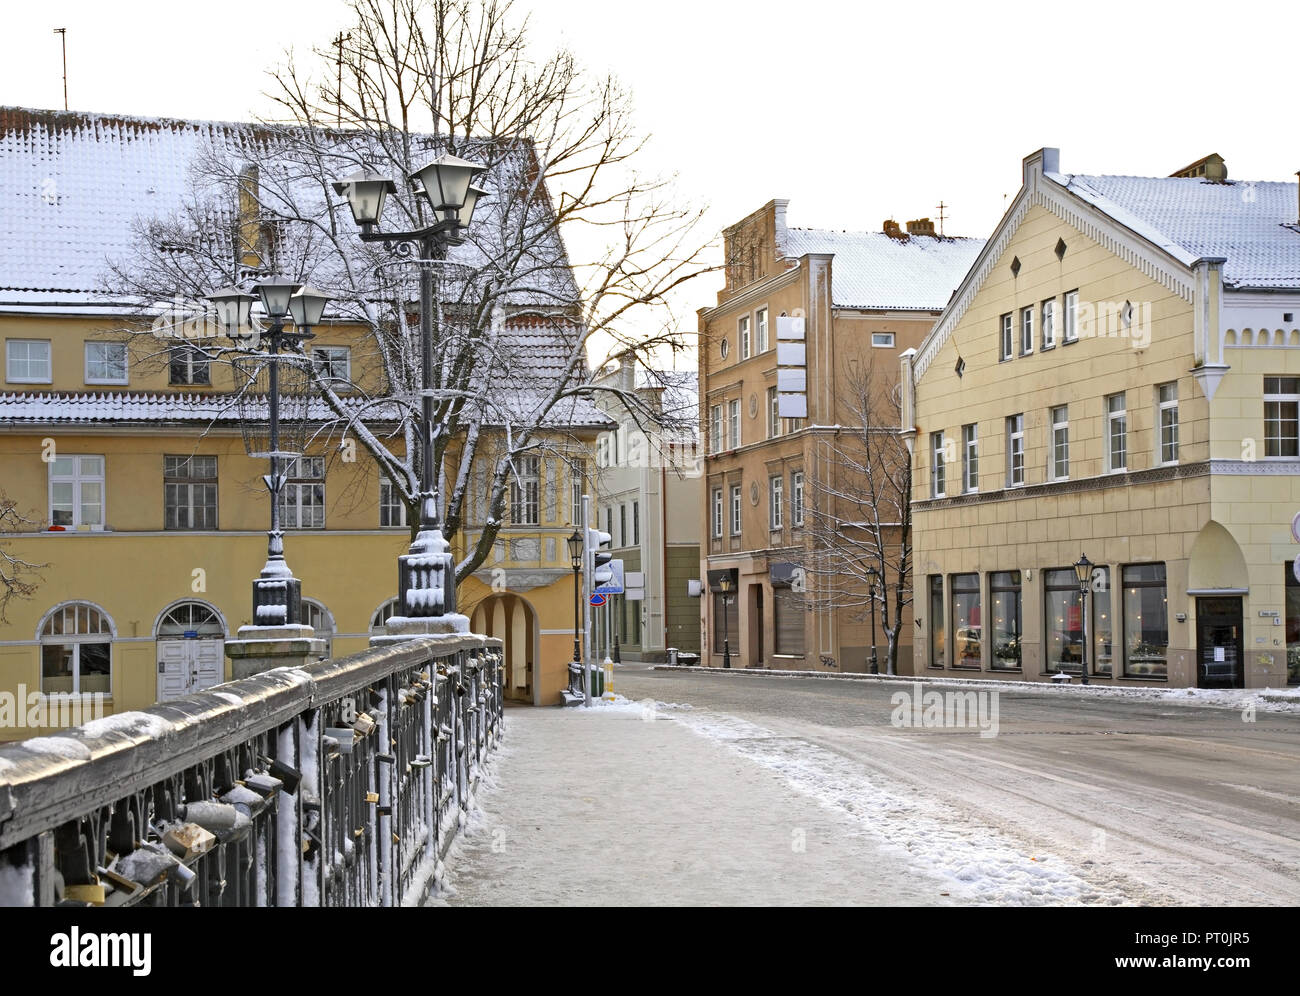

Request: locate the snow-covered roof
(778, 227), (985, 311)
(1046, 171), (1300, 289)
(0, 390), (391, 425)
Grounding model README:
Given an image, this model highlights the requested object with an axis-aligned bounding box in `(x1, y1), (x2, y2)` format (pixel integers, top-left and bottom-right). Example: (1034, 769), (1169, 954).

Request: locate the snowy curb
(650, 666), (1300, 713)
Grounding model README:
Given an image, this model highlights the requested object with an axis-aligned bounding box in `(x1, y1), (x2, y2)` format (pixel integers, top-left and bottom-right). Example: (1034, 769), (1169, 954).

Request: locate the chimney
(906, 217), (936, 237)
(883, 219), (906, 240)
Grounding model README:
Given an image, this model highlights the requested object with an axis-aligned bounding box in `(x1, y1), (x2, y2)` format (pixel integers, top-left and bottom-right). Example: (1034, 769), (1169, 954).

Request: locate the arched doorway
(470, 594), (536, 703)
(155, 600), (227, 702)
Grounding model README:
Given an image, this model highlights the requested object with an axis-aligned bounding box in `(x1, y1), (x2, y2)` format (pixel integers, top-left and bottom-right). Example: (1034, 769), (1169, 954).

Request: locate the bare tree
(1, 494), (44, 625)
(106, 0), (712, 587)
(801, 360), (912, 675)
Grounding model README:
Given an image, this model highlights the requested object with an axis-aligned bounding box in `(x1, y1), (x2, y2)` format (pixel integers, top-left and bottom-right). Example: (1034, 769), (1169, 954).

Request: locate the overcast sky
(6, 0), (1298, 349)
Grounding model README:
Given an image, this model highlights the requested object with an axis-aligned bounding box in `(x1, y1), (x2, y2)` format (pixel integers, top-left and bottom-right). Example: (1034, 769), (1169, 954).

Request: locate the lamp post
(568, 529), (583, 676)
(1073, 553), (1093, 685)
(866, 566), (879, 674)
(209, 279), (330, 632)
(718, 574), (733, 669)
(334, 155), (486, 635)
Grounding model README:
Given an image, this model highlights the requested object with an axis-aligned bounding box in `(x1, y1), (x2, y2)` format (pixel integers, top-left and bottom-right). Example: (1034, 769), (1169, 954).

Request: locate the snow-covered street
(438, 668), (1300, 906)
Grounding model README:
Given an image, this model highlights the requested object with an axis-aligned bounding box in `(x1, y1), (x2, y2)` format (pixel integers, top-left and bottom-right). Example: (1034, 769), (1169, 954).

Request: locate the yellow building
(698, 200), (983, 673)
(902, 149), (1300, 688)
(0, 108), (608, 738)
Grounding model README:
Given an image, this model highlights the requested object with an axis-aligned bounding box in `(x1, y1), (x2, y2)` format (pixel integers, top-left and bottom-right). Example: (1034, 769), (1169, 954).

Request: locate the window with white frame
(312, 346), (351, 386)
(770, 475), (784, 529)
(570, 458), (586, 524)
(791, 470), (804, 526)
(632, 500), (640, 545)
(1063, 290), (1079, 343)
(1107, 393), (1128, 472)
(727, 398), (740, 449)
(756, 307), (769, 353)
(1041, 299), (1056, 349)
(379, 479), (408, 527)
(739, 315), (751, 359)
(710, 404), (723, 454)
(619, 504), (627, 547)
(164, 455), (217, 529)
(871, 332), (895, 348)
(1006, 414), (1025, 487)
(711, 487), (723, 538)
(6, 339), (51, 383)
(767, 386), (782, 439)
(1157, 382), (1179, 464)
(962, 424), (979, 492)
(40, 602), (113, 695)
(85, 341), (128, 385)
(999, 313), (1013, 361)
(49, 455), (104, 528)
(1051, 405), (1069, 480)
(1264, 376), (1300, 457)
(730, 484), (742, 536)
(931, 431), (946, 498)
(1020, 307), (1034, 355)
(169, 344), (211, 386)
(279, 456), (326, 528)
(509, 456), (540, 525)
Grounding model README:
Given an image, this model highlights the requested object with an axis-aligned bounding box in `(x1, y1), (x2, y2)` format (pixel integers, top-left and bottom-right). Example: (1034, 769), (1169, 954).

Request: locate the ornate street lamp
(718, 573), (733, 669)
(866, 565), (880, 675)
(1074, 553), (1094, 685)
(334, 153), (487, 635)
(568, 529), (583, 671)
(207, 276), (329, 634)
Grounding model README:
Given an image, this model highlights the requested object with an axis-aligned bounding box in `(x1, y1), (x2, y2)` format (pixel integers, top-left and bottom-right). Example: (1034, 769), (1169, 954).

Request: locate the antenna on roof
(935, 200), (948, 237)
(53, 28), (67, 111)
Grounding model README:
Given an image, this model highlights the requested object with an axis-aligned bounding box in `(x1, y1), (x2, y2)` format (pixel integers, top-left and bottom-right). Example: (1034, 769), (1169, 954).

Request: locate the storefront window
(929, 575), (945, 668)
(1092, 567), (1113, 675)
(1286, 562), (1300, 684)
(1044, 569), (1083, 674)
(990, 571), (1021, 669)
(1123, 563), (1168, 678)
(951, 573), (981, 668)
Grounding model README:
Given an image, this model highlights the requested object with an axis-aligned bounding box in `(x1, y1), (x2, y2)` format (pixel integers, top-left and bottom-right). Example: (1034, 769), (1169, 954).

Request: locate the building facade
(903, 148), (1300, 688)
(698, 200), (983, 672)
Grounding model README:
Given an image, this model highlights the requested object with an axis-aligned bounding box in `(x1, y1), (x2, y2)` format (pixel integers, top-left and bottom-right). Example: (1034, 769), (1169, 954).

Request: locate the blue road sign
(589, 593), (607, 607)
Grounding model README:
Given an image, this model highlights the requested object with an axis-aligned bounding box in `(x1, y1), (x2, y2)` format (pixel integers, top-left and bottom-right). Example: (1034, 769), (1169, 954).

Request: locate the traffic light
(587, 527), (613, 587)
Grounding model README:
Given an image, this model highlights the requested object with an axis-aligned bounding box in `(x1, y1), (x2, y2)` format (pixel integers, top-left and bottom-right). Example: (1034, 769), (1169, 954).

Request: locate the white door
(156, 639), (225, 702)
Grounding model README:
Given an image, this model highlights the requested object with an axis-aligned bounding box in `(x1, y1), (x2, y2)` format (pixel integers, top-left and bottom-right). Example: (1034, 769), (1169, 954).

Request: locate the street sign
(625, 570), (645, 601)
(594, 558), (624, 595)
(590, 593), (607, 607)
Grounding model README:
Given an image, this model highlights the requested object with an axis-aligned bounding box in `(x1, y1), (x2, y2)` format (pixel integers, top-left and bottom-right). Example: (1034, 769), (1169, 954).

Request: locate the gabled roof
(778, 226), (985, 311)
(1048, 171), (1300, 289)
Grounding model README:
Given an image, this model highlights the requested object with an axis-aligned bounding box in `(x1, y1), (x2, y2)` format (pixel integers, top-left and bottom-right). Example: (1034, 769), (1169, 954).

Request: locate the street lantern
(568, 529), (583, 667)
(718, 573), (733, 670)
(1074, 553), (1093, 685)
(289, 285), (331, 331)
(208, 286), (256, 339)
(455, 184), (489, 230)
(866, 565), (880, 675)
(567, 529), (583, 569)
(257, 275), (301, 321)
(410, 153), (486, 219)
(332, 168), (398, 227)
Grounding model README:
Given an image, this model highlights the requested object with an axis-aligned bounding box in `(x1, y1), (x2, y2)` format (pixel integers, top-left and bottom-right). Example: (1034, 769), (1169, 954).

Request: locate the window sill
(7, 378), (53, 385)
(1041, 343), (1056, 352)
(1062, 337), (1078, 346)
(85, 380), (129, 387)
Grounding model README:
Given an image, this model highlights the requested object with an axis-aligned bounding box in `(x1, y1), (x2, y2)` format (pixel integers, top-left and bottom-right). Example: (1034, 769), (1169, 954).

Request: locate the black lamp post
(333, 155), (486, 625)
(718, 574), (733, 669)
(208, 279), (331, 630)
(1073, 553), (1093, 685)
(866, 566), (879, 674)
(568, 529), (583, 672)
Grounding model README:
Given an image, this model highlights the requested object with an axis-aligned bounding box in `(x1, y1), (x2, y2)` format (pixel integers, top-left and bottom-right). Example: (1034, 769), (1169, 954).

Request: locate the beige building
(902, 148), (1300, 688)
(698, 200), (982, 672)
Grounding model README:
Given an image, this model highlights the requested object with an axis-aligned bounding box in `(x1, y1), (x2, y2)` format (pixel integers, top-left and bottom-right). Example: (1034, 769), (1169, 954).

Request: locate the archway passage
(471, 594), (536, 703)
(155, 601), (226, 702)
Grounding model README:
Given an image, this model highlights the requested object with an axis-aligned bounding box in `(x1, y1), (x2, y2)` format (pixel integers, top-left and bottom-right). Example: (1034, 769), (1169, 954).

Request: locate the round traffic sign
(589, 593), (607, 607)
(1292, 510), (1300, 544)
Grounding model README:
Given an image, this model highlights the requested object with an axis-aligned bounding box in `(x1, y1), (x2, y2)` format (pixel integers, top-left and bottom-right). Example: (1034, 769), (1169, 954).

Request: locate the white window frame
(769, 475), (784, 530)
(379, 479), (408, 528)
(1041, 299), (1056, 350)
(767, 386), (782, 439)
(169, 344), (211, 386)
(756, 307), (769, 353)
(1006, 414), (1025, 488)
(48, 455), (105, 529)
(962, 423), (979, 493)
(1020, 307), (1034, 356)
(1157, 382), (1179, 465)
(871, 332), (895, 348)
(727, 398), (741, 449)
(791, 470), (804, 527)
(164, 454), (217, 530)
(710, 405), (723, 455)
(632, 500), (640, 545)
(570, 458), (586, 524)
(510, 455), (540, 525)
(730, 484), (742, 536)
(1107, 393), (1128, 473)
(739, 315), (751, 360)
(999, 313), (1013, 361)
(1063, 290), (1079, 343)
(39, 602), (114, 696)
(1264, 376), (1299, 458)
(84, 341), (128, 385)
(6, 339), (52, 384)
(711, 487), (723, 538)
(931, 431), (946, 498)
(279, 455), (326, 529)
(1051, 405), (1070, 481)
(312, 345), (351, 386)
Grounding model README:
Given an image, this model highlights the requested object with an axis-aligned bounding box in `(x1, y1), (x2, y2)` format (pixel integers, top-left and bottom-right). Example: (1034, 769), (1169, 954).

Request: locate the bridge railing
(0, 633), (503, 907)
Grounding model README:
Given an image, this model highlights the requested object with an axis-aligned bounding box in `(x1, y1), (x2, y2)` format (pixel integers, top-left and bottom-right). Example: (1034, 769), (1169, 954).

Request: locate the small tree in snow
(0, 494), (44, 625)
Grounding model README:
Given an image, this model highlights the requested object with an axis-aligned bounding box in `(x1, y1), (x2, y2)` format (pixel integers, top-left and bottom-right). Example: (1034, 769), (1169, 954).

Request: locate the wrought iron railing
(0, 634), (503, 907)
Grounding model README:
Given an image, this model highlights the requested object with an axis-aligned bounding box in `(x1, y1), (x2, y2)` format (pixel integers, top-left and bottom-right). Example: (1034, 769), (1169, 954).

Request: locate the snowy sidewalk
(431, 700), (952, 906)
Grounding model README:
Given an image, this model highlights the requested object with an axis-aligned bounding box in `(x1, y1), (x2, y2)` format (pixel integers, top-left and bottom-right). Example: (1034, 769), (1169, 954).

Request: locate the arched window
(40, 602), (114, 695)
(303, 599), (335, 658)
(370, 598), (399, 635)
(156, 601), (225, 639)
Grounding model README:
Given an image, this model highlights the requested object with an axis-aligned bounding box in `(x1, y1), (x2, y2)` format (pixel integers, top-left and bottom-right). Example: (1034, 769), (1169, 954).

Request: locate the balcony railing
(0, 633), (503, 907)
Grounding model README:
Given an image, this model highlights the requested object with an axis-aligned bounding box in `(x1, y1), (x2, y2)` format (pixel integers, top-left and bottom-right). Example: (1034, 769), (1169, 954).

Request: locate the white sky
(6, 0), (1299, 348)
